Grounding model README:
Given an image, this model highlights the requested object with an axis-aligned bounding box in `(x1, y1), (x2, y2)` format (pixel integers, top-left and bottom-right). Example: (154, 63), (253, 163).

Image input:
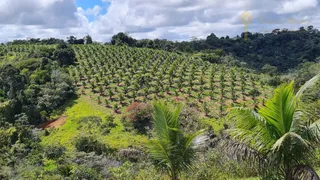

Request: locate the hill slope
(71, 44), (272, 118)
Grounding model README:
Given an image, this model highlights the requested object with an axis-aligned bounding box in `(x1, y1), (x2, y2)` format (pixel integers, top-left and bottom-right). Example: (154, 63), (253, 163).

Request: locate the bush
(184, 150), (260, 180)
(56, 164), (73, 177)
(72, 152), (121, 178)
(101, 116), (117, 135)
(44, 145), (66, 160)
(125, 102), (153, 134)
(71, 166), (100, 180)
(179, 106), (203, 133)
(118, 148), (145, 162)
(266, 76), (281, 87)
(75, 136), (107, 155)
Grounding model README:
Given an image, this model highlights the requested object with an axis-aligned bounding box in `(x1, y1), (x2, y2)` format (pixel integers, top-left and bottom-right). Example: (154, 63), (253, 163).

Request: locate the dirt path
(38, 115), (67, 129)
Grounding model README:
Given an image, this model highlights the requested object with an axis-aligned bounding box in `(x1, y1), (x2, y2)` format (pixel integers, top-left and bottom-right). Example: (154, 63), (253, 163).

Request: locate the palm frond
(148, 101), (203, 179)
(296, 73), (320, 100)
(258, 82), (296, 137)
(186, 129), (206, 148)
(226, 74), (320, 179)
(287, 164), (320, 180)
(219, 139), (267, 167)
(302, 120), (320, 143)
(228, 108), (274, 151)
(271, 132), (311, 153)
(152, 102), (171, 140)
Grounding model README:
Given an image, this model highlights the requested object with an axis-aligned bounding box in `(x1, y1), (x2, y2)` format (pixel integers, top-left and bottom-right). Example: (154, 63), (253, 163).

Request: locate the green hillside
(0, 42), (319, 180)
(71, 44), (272, 117)
(42, 44), (272, 153)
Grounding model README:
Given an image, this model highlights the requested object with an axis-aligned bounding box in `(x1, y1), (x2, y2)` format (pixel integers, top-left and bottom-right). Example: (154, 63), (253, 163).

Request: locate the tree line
(5, 25), (320, 72)
(110, 26), (320, 72)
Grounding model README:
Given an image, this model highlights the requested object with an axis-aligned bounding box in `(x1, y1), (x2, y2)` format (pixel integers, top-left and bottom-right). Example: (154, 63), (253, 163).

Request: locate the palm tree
(148, 102), (204, 180)
(225, 74), (320, 179)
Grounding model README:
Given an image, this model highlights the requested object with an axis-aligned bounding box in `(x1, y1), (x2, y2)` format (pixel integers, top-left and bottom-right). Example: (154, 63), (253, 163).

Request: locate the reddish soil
(38, 116), (67, 129)
(173, 96), (184, 102)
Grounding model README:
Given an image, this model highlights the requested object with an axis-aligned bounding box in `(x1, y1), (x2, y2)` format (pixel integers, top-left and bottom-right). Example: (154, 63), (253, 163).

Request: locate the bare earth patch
(38, 115), (67, 129)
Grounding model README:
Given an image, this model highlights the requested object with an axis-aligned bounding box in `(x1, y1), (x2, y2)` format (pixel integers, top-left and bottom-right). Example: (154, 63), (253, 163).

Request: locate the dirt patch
(38, 115), (67, 129)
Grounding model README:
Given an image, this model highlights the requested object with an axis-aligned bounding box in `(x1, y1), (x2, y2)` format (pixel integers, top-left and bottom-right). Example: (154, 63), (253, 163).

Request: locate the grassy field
(41, 94), (148, 151)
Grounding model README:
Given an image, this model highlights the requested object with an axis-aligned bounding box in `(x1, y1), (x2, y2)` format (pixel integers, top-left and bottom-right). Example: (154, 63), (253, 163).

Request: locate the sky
(0, 0), (319, 42)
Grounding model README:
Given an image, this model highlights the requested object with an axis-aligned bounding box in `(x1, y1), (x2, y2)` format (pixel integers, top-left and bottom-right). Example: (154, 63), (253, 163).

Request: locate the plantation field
(71, 44), (272, 118)
(39, 44), (274, 156)
(0, 44), (274, 151)
(0, 44), (273, 152)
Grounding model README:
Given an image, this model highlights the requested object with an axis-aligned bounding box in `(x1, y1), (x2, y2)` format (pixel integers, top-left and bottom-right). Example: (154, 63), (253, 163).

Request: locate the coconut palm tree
(148, 102), (204, 180)
(225, 74), (320, 179)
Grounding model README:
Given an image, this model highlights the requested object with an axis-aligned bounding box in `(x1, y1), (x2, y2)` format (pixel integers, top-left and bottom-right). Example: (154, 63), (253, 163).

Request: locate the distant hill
(111, 26), (320, 71)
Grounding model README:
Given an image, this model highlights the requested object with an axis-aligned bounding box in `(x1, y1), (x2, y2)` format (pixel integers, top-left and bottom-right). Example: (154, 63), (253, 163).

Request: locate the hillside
(41, 44), (272, 151)
(0, 43), (319, 179)
(71, 44), (272, 118)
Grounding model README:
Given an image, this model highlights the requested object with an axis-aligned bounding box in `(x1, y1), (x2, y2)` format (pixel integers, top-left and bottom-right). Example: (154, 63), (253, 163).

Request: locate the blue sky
(76, 0), (109, 22)
(76, 0), (110, 10)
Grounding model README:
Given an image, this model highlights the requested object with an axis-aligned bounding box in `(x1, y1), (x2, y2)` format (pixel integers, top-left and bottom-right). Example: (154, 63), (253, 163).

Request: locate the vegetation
(111, 26), (320, 71)
(71, 44), (271, 118)
(226, 74), (320, 179)
(0, 29), (319, 179)
(148, 102), (204, 180)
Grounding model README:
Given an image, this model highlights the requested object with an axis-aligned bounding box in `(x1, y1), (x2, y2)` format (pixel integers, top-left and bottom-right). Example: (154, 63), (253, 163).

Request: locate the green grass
(41, 95), (148, 151)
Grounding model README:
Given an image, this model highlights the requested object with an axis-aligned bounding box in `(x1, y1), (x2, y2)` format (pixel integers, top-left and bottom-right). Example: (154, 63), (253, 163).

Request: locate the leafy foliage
(227, 74), (320, 178)
(125, 102), (153, 134)
(112, 26), (320, 71)
(75, 136), (109, 155)
(53, 42), (76, 66)
(148, 101), (204, 180)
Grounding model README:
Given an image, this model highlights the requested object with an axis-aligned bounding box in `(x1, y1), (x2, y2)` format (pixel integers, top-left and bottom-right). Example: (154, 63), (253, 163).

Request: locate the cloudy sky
(0, 0), (319, 42)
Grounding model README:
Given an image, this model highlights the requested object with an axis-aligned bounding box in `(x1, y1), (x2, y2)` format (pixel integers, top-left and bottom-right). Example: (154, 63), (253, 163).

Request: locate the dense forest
(0, 26), (319, 179)
(8, 26), (320, 73)
(110, 26), (320, 71)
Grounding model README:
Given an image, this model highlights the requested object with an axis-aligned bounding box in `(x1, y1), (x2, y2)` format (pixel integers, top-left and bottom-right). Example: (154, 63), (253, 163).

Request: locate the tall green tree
(53, 43), (76, 66)
(226, 74), (320, 179)
(148, 102), (204, 180)
(111, 32), (136, 46)
(85, 35), (93, 44)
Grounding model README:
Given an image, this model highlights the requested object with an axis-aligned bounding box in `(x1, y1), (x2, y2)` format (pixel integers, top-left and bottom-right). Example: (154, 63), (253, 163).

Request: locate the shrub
(118, 148), (145, 162)
(179, 106), (203, 133)
(184, 150), (260, 180)
(125, 102), (153, 134)
(266, 76), (281, 86)
(71, 152), (121, 178)
(56, 164), (73, 177)
(75, 136), (107, 155)
(71, 166), (100, 180)
(101, 116), (117, 135)
(44, 144), (66, 160)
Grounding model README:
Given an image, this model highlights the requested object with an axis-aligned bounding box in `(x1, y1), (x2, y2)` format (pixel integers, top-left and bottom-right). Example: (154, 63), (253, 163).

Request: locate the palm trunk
(171, 169), (179, 180)
(284, 154), (291, 179)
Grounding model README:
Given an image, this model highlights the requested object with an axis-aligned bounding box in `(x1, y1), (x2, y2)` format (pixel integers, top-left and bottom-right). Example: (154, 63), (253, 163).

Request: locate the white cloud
(0, 0), (319, 42)
(82, 5), (102, 16)
(0, 0), (80, 28)
(278, 0), (318, 14)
